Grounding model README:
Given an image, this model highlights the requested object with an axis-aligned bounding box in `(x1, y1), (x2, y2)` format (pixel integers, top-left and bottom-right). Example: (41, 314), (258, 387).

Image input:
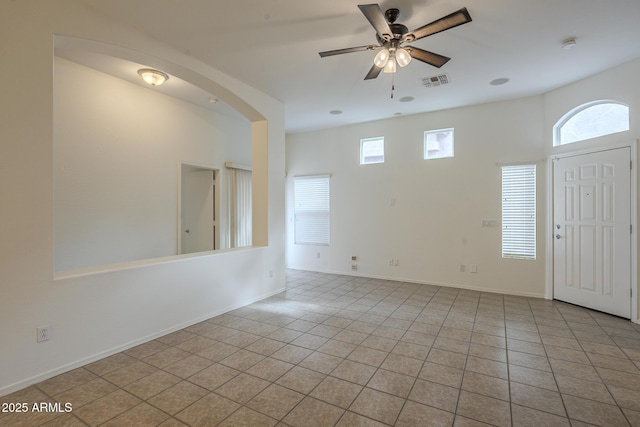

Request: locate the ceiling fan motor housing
(376, 22), (409, 44)
(385, 8), (400, 23)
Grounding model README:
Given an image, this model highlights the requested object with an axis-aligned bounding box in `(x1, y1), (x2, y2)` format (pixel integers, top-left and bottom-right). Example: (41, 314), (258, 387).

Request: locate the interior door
(181, 168), (215, 254)
(553, 147), (631, 318)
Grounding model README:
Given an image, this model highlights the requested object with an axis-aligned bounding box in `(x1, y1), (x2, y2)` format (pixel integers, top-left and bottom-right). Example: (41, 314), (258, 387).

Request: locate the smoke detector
(421, 73), (450, 88)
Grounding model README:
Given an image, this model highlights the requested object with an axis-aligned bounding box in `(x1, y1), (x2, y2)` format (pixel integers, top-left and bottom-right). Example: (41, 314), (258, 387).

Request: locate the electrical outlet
(37, 325), (50, 343)
(394, 259), (399, 266)
(460, 264), (466, 272)
(388, 258), (394, 266)
(470, 264), (478, 273)
(316, 252), (321, 259)
(351, 264), (358, 271)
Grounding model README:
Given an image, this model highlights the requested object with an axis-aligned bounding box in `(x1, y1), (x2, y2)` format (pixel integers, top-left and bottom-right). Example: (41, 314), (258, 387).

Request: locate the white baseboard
(286, 268), (545, 299)
(0, 286), (285, 397)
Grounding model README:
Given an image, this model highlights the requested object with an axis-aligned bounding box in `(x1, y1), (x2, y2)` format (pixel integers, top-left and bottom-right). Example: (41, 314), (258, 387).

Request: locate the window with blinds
(294, 175), (330, 245)
(502, 164), (536, 259)
(227, 166), (252, 248)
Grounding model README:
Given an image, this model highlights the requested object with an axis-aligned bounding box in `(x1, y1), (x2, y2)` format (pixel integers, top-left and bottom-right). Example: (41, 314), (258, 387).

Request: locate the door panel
(553, 148), (631, 318)
(181, 168), (215, 254)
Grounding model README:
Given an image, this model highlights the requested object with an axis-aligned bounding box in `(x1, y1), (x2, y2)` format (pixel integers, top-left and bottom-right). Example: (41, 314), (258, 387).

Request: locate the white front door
(553, 147), (631, 318)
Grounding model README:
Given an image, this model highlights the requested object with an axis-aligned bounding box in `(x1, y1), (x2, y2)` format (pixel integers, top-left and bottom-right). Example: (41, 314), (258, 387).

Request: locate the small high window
(360, 137), (384, 164)
(424, 128), (454, 159)
(554, 101), (629, 146)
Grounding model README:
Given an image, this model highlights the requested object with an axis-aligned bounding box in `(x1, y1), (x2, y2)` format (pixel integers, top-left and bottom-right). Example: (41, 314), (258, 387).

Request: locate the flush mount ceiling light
(137, 68), (169, 86)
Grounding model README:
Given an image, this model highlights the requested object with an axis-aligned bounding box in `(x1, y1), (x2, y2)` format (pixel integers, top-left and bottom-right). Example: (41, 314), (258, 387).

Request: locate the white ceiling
(76, 0), (640, 134)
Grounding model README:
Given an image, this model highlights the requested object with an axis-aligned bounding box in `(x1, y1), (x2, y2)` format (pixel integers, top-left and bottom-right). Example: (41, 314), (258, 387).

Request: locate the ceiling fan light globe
(373, 48), (391, 67)
(396, 48), (412, 67)
(383, 58), (397, 73)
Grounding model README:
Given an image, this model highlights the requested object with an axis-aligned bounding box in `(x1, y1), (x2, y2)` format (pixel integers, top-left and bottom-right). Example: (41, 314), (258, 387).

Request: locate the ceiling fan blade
(364, 64), (383, 80)
(319, 45), (379, 57)
(404, 7), (472, 43)
(408, 47), (451, 68)
(358, 4), (393, 41)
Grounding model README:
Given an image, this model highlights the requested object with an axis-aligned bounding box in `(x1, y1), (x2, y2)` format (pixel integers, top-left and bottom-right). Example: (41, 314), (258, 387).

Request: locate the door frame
(545, 140), (638, 323)
(178, 161), (220, 254)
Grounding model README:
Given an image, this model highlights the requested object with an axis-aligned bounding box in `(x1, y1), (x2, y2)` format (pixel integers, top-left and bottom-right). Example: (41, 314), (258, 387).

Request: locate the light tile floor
(2, 269), (640, 426)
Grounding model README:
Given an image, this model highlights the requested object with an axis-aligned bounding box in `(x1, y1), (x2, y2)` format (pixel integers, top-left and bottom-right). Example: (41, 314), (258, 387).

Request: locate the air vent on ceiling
(421, 73), (450, 88)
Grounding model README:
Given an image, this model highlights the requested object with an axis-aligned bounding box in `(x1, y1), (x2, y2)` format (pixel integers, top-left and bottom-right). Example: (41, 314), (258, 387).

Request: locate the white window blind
(502, 164), (536, 259)
(294, 175), (330, 245)
(227, 165), (252, 248)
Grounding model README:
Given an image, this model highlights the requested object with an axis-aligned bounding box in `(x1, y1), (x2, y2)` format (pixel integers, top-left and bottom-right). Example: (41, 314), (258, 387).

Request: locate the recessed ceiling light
(329, 110), (342, 115)
(399, 96), (414, 103)
(562, 38), (577, 50)
(490, 78), (510, 86)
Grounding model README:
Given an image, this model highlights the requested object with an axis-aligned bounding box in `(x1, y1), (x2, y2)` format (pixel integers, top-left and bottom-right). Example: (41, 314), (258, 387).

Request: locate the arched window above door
(553, 100), (629, 146)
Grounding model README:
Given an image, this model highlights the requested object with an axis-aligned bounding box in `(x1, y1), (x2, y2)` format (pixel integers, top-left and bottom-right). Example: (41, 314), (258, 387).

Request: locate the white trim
(178, 162), (220, 254)
(286, 268), (545, 298)
(360, 136), (385, 165)
(495, 160), (543, 167)
(293, 173), (331, 179)
(546, 140), (638, 323)
(632, 141), (638, 324)
(545, 158), (554, 299)
(224, 162), (252, 171)
(0, 285), (285, 397)
(424, 128), (455, 160)
(553, 100), (630, 147)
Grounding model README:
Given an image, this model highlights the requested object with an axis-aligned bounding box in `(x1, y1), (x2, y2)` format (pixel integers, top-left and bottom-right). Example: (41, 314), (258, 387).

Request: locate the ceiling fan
(319, 4), (472, 80)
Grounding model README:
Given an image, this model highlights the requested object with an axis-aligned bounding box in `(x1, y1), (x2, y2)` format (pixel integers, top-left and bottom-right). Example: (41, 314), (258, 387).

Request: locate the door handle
(555, 234), (562, 239)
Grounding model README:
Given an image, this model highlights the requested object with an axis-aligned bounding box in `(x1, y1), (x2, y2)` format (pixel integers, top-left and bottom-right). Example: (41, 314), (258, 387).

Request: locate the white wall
(286, 57), (640, 317)
(54, 58), (252, 271)
(0, 0), (285, 395)
(543, 58), (640, 322)
(286, 96), (547, 297)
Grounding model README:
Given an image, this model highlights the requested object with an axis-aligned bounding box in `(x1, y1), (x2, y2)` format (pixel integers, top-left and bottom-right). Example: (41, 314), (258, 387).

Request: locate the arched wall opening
(53, 35), (269, 274)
